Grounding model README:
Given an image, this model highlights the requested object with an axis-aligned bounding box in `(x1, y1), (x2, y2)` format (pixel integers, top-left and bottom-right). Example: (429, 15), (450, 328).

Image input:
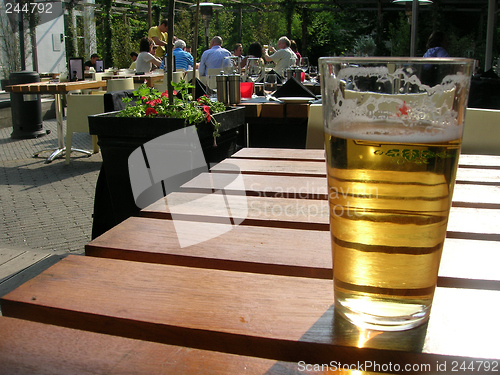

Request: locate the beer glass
(319, 57), (474, 331)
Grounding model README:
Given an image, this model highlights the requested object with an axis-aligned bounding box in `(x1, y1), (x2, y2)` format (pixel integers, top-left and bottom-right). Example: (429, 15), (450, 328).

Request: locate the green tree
(388, 13), (411, 56)
(111, 16), (134, 68)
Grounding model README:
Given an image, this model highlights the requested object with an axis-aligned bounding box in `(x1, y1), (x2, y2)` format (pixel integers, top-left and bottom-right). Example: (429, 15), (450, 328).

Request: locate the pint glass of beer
(319, 58), (474, 331)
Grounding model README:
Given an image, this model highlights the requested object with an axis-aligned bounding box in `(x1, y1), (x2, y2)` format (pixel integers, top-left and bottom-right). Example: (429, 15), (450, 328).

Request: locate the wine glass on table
(246, 58), (262, 84)
(308, 65), (318, 83)
(223, 56), (240, 74)
(299, 57), (309, 73)
(205, 72), (217, 99)
(264, 72), (277, 98)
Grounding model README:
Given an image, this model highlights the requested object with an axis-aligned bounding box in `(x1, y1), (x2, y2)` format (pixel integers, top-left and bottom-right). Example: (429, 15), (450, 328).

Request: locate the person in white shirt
(262, 36), (297, 78)
(136, 37), (161, 73)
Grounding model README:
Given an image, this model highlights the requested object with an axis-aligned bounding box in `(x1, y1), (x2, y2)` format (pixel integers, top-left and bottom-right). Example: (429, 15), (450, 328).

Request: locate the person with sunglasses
(136, 37), (161, 73)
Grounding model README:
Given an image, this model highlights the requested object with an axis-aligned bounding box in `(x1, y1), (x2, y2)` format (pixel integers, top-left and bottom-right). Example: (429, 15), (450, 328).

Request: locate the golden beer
(325, 120), (461, 330)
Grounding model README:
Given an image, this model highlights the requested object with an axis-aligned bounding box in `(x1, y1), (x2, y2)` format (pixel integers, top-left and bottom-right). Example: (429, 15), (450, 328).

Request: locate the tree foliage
(82, 0), (498, 70)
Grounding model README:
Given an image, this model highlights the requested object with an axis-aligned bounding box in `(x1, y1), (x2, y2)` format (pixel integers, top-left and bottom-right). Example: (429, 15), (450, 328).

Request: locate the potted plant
(88, 80), (245, 238)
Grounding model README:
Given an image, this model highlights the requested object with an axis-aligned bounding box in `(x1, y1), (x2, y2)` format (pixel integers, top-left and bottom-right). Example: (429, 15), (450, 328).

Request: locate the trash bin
(10, 71), (46, 139)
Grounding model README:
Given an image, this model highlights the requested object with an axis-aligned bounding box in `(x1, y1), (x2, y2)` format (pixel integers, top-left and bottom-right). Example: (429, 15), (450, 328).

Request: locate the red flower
(146, 107), (158, 116)
(161, 90), (177, 97)
(202, 105), (211, 122)
(146, 98), (162, 106)
(141, 96), (147, 100)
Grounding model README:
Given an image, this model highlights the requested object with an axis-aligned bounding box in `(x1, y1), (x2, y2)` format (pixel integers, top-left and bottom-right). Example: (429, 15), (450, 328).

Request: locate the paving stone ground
(0, 116), (102, 256)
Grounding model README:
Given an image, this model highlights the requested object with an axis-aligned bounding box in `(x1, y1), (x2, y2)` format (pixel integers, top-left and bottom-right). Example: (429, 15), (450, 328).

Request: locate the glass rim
(318, 56), (475, 65)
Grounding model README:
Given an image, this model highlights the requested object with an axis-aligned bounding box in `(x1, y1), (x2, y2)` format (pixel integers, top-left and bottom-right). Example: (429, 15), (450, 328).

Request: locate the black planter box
(88, 106), (245, 238)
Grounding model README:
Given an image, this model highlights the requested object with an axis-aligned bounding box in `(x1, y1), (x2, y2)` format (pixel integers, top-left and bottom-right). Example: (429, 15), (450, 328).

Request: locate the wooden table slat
(86, 216), (500, 290)
(1, 255), (499, 363)
(0, 316), (309, 375)
(4, 80), (107, 94)
(211, 156), (500, 185)
(181, 172), (500, 208)
(141, 191), (500, 239)
(232, 147), (325, 161)
(230, 148), (500, 168)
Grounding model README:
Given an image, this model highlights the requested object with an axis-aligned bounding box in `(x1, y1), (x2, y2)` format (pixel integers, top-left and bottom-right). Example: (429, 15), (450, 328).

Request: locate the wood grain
(231, 147), (325, 162)
(86, 216), (500, 289)
(86, 217), (332, 279)
(180, 172), (500, 207)
(140, 192), (330, 230)
(5, 80), (107, 94)
(210, 156), (500, 185)
(140, 191), (500, 240)
(0, 316), (312, 375)
(230, 148), (500, 168)
(211, 158), (327, 177)
(181, 172), (328, 200)
(1, 255), (499, 364)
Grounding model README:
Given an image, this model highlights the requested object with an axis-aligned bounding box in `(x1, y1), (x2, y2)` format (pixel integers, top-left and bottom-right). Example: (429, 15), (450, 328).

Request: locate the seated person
(160, 39), (197, 71)
(241, 42), (264, 70)
(129, 52), (138, 70)
(262, 36), (297, 77)
(199, 36), (231, 76)
(136, 37), (162, 73)
(84, 54), (100, 71)
(233, 43), (244, 59)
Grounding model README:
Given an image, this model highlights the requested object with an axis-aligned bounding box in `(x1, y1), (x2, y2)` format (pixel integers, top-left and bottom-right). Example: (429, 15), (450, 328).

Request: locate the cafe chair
(154, 72), (185, 92)
(65, 93), (103, 164)
(107, 77), (134, 92)
(305, 104), (324, 149)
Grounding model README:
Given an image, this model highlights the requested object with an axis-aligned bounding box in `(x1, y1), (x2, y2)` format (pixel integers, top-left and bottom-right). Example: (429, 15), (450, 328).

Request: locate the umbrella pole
(167, 0), (175, 104)
(192, 0), (201, 99)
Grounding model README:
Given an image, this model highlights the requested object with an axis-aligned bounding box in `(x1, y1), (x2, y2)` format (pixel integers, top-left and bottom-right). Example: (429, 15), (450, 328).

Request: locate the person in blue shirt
(423, 31), (450, 58)
(199, 36), (231, 76)
(173, 39), (195, 71)
(159, 39), (196, 72)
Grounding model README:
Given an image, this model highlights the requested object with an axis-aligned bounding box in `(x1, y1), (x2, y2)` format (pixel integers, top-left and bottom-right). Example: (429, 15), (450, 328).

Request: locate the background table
(101, 72), (164, 88)
(5, 80), (107, 163)
(1, 148), (499, 373)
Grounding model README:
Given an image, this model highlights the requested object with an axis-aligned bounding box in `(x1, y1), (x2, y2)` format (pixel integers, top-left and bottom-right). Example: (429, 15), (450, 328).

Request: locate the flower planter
(88, 106), (245, 238)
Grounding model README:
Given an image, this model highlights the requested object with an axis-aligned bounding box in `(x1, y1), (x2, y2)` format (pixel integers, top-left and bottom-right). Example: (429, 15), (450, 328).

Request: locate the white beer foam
(324, 68), (470, 143)
(325, 119), (461, 143)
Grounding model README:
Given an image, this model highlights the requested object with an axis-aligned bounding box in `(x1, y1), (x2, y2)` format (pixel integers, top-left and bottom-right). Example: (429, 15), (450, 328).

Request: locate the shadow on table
(264, 304), (427, 374)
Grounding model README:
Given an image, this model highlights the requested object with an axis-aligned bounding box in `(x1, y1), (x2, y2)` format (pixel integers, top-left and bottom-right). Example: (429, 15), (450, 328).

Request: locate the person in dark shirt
(84, 54), (100, 70)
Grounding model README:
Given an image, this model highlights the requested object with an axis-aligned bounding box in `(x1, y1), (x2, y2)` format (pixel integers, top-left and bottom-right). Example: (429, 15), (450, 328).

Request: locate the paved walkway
(0, 116), (102, 299)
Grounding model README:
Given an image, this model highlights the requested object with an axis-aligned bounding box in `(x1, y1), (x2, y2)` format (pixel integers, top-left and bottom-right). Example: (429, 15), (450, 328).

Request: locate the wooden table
(102, 72), (164, 88)
(1, 148), (499, 373)
(5, 80), (107, 163)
